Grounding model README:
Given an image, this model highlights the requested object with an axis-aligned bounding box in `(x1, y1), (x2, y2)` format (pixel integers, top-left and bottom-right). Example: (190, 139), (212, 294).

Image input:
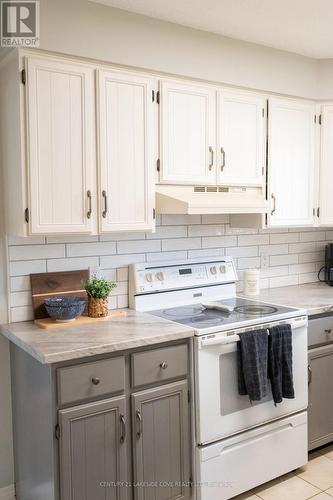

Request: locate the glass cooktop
(148, 297), (298, 330)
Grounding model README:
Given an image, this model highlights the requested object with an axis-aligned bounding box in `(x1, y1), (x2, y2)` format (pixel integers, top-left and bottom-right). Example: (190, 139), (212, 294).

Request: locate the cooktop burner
(149, 297), (297, 332)
(234, 305), (278, 315)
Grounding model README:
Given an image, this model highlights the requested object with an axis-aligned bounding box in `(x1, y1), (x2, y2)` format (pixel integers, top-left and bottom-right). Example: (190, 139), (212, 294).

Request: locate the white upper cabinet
(159, 80), (216, 185)
(97, 70), (155, 232)
(217, 90), (266, 186)
(318, 105), (333, 226)
(267, 97), (315, 227)
(26, 56), (96, 234)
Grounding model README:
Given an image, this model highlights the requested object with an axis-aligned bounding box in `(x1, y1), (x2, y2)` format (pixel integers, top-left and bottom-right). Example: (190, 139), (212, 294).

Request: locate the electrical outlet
(89, 266), (101, 278)
(261, 254), (269, 269)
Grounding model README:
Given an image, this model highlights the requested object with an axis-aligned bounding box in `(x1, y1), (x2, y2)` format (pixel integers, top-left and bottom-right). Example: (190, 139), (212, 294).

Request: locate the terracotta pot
(88, 296), (109, 318)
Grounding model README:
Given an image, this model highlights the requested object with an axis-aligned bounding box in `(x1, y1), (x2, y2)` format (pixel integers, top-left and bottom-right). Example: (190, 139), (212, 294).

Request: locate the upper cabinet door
(159, 80), (216, 185)
(26, 56), (96, 234)
(97, 70), (155, 232)
(267, 98), (315, 227)
(319, 105), (333, 226)
(217, 90), (266, 186)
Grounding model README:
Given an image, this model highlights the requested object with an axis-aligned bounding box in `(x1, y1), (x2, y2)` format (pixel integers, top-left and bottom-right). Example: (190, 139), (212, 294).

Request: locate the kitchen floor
(235, 444), (333, 500)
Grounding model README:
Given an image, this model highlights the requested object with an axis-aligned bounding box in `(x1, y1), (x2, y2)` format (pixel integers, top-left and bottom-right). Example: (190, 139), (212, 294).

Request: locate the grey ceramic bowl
(44, 296), (86, 322)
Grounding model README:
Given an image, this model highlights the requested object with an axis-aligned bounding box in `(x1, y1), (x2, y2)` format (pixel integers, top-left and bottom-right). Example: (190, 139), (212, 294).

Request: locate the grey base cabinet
(59, 396), (127, 500)
(10, 340), (192, 500)
(132, 381), (190, 500)
(308, 344), (333, 450)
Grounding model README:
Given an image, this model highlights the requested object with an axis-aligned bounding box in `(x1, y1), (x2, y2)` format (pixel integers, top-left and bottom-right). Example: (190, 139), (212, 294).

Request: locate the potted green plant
(84, 276), (117, 318)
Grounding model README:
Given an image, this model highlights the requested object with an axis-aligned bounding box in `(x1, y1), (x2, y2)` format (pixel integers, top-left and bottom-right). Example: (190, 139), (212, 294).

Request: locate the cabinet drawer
(131, 345), (188, 387)
(57, 356), (125, 406)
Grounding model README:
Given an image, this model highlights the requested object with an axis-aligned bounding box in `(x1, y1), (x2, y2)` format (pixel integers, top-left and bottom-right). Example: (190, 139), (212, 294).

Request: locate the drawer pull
(325, 329), (332, 334)
(91, 377), (100, 385)
(160, 362), (168, 370)
(136, 410), (142, 438)
(120, 414), (126, 444)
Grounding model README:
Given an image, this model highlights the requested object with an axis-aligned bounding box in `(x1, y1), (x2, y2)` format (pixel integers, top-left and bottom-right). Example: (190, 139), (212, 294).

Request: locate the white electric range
(129, 257), (308, 500)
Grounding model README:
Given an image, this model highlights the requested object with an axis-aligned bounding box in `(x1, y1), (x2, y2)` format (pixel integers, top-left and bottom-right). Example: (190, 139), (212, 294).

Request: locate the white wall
(37, 0), (319, 99)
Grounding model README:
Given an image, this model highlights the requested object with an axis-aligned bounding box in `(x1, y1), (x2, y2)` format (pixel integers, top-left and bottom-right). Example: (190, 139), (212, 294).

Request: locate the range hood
(156, 185), (269, 215)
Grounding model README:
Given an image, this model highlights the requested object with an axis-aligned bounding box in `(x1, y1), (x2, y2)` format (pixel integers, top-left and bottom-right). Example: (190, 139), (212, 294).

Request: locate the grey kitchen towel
(237, 329), (269, 401)
(268, 323), (295, 405)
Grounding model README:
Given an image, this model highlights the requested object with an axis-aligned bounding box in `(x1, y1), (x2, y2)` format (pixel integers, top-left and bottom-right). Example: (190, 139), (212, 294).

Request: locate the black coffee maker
(325, 244), (333, 286)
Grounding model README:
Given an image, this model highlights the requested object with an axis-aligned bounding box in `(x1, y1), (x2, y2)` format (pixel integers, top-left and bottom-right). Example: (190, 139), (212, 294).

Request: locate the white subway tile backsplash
(10, 276), (31, 292)
(147, 225), (187, 239)
(238, 234), (269, 246)
(66, 241), (116, 257)
(269, 233), (299, 244)
(9, 244), (65, 261)
(6, 217), (329, 322)
(187, 248), (224, 258)
(259, 244), (289, 255)
(47, 256), (99, 272)
(237, 257), (261, 270)
(300, 231), (326, 242)
(117, 239), (161, 254)
(10, 291), (32, 307)
(188, 225), (225, 237)
(10, 259), (47, 277)
(46, 235), (99, 244)
(100, 254), (145, 269)
(146, 251), (187, 262)
(269, 275), (299, 288)
(202, 235), (237, 249)
(270, 254), (298, 266)
(201, 215), (229, 224)
(226, 246), (258, 258)
(162, 238), (201, 251)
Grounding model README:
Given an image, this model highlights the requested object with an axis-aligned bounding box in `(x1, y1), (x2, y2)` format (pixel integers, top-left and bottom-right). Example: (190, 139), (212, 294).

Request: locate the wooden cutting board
(34, 310), (126, 329)
(30, 269), (89, 319)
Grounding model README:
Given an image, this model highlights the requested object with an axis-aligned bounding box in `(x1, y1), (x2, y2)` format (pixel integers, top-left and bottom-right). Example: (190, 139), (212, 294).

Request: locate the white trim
(0, 484), (15, 500)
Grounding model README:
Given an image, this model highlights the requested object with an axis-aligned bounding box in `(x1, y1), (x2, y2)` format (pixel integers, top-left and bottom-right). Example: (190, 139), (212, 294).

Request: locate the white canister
(244, 268), (260, 296)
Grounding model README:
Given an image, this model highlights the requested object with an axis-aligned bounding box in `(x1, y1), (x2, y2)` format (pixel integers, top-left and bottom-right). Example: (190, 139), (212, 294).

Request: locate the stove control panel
(130, 258), (238, 294)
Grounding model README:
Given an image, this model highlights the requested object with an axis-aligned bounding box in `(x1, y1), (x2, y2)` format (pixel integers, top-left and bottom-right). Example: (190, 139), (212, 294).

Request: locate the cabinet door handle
(220, 147), (226, 171)
(91, 377), (100, 385)
(160, 362), (168, 370)
(208, 146), (214, 170)
(271, 193), (276, 215)
(136, 409), (142, 438)
(102, 190), (108, 218)
(87, 190), (92, 219)
(120, 414), (126, 444)
(308, 365), (312, 385)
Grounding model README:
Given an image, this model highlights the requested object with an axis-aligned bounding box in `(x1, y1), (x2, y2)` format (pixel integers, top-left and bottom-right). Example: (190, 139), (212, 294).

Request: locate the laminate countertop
(241, 281), (333, 316)
(0, 310), (194, 364)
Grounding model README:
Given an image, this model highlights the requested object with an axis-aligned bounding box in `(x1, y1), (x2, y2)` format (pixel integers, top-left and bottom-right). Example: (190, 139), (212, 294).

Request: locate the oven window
(219, 350), (271, 416)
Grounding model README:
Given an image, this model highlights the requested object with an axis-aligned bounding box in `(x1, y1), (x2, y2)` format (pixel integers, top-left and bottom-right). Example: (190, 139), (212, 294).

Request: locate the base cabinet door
(97, 70), (156, 232)
(132, 381), (190, 500)
(25, 56), (96, 234)
(59, 396), (127, 500)
(267, 97), (315, 227)
(308, 345), (333, 450)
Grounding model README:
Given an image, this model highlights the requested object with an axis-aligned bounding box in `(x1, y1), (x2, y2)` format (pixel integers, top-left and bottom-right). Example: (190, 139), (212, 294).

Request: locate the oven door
(194, 316), (308, 445)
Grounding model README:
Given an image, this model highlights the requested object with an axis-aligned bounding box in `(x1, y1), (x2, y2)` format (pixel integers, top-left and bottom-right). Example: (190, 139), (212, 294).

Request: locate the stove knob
(145, 273), (153, 282)
(210, 266), (217, 275)
(156, 271), (165, 281)
(220, 265), (226, 274)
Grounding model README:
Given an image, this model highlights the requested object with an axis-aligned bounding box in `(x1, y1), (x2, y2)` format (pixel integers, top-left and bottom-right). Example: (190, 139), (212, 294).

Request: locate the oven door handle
(198, 317), (308, 348)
